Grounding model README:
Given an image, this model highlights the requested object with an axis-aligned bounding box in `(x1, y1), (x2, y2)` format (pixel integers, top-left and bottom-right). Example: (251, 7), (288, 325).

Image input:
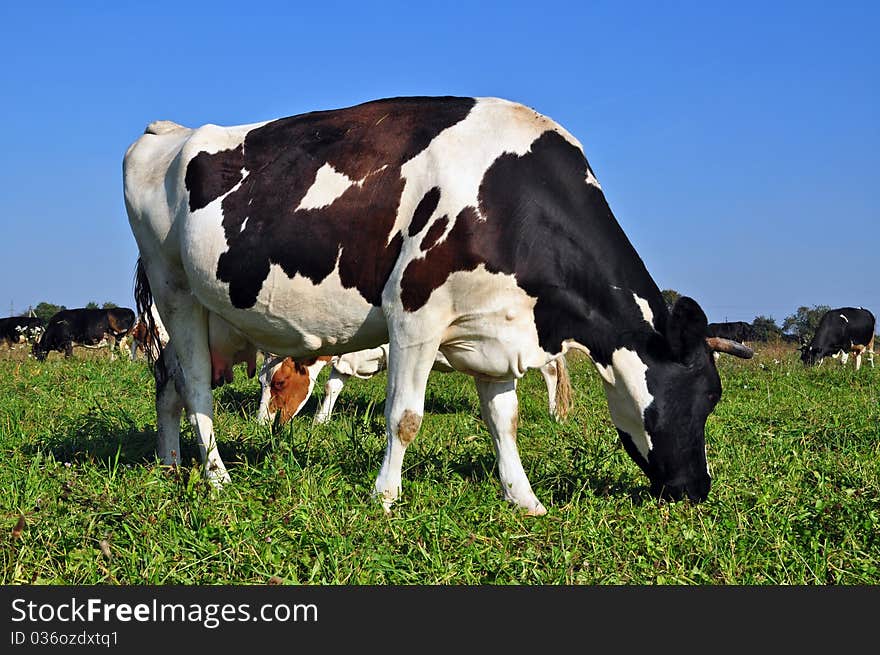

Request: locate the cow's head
(603, 297), (753, 503)
(31, 338), (48, 361)
(799, 343), (821, 366)
(259, 356), (331, 425)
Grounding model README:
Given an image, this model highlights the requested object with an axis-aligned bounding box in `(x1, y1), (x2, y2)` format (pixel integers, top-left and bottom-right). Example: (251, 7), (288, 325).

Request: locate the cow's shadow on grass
(23, 409), (163, 467)
(26, 404), (652, 506)
(22, 407), (273, 471)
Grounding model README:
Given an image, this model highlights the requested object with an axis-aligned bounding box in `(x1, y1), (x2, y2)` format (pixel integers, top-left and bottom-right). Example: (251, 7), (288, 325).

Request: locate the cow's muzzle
(650, 475), (711, 503)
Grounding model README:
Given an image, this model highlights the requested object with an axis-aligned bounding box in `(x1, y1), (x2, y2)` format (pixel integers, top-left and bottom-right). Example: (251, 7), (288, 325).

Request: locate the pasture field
(0, 343), (878, 585)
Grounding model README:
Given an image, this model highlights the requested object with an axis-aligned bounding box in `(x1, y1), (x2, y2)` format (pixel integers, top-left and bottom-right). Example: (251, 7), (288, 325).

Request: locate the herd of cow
(4, 95), (877, 514)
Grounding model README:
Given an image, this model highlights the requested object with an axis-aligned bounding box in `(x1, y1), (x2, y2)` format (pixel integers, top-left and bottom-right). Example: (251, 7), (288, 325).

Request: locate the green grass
(1, 343), (878, 584)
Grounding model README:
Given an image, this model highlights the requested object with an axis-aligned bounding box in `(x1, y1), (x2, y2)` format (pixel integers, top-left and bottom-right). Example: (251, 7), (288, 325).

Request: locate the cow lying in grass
(257, 347), (571, 426)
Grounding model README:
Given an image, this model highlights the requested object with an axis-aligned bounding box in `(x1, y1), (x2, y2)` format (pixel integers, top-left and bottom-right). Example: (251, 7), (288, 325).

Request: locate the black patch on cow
(399, 130), (667, 364)
(183, 97), (476, 308)
(420, 215), (448, 251)
(408, 187), (441, 237)
(186, 145), (245, 212)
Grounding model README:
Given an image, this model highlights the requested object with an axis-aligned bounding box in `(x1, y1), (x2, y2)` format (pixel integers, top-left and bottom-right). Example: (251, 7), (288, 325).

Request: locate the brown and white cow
(128, 303), (169, 361)
(257, 347), (571, 426)
(124, 96), (752, 514)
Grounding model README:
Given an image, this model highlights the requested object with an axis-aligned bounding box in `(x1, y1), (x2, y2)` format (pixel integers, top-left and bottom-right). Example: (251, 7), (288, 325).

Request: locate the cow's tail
(134, 257), (167, 383)
(553, 355), (572, 421)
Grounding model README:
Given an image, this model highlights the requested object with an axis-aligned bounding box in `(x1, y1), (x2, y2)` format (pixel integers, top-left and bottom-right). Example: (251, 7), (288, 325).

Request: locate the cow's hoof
(524, 503), (547, 517)
(205, 467), (231, 489)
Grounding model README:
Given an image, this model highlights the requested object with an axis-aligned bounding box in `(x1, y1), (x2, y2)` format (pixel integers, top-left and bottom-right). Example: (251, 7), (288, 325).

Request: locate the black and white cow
(32, 307), (136, 361)
(706, 321), (756, 343)
(124, 96), (752, 513)
(0, 316), (45, 347)
(800, 307), (875, 370)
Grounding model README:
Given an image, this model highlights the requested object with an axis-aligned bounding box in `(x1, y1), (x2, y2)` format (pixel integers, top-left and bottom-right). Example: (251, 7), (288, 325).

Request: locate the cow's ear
(666, 296), (709, 363)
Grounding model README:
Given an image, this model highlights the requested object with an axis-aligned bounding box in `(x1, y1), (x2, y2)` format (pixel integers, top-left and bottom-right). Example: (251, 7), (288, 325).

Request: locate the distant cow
(128, 304), (169, 361)
(800, 307), (876, 370)
(0, 316), (45, 347)
(32, 307), (136, 361)
(257, 347), (571, 426)
(706, 321), (756, 343)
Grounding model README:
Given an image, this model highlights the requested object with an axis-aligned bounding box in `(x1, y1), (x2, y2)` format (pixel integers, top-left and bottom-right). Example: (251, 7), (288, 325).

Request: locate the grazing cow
(32, 308), (136, 361)
(706, 321), (756, 343)
(0, 316), (45, 347)
(124, 95), (753, 514)
(129, 304), (169, 361)
(257, 348), (571, 426)
(800, 307), (875, 370)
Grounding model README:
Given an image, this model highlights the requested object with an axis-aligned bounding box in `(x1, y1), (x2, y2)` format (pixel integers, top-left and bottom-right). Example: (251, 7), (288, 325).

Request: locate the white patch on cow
(240, 217), (248, 232)
(602, 347), (654, 460)
(393, 97), (584, 244)
(840, 314), (849, 323)
(632, 293), (655, 329)
(585, 168), (601, 189)
(296, 163), (362, 211)
(243, 261), (387, 356)
(395, 265), (547, 381)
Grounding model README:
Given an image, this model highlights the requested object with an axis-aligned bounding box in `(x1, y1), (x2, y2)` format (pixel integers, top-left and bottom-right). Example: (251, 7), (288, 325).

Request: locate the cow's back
(124, 97), (608, 365)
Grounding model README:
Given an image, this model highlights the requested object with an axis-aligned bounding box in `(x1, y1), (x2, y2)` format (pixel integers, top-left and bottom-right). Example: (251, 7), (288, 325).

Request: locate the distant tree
(783, 305), (831, 342)
(751, 315), (780, 341)
(85, 301), (99, 309)
(661, 289), (681, 310)
(101, 301), (118, 309)
(33, 302), (65, 323)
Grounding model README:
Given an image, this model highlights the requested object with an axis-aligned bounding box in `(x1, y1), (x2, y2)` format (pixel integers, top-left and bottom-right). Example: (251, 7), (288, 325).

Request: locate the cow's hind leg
(373, 338), (439, 513)
(154, 346), (184, 468)
(159, 302), (230, 486)
(475, 378), (546, 516)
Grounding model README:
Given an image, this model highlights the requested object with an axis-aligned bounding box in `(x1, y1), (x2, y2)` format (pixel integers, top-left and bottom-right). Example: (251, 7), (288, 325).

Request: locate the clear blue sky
(1, 1), (876, 325)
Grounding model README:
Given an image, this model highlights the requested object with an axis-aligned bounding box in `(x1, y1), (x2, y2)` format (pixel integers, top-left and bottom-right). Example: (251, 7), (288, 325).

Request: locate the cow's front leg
(373, 339), (438, 513)
(314, 369), (349, 424)
(475, 378), (546, 516)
